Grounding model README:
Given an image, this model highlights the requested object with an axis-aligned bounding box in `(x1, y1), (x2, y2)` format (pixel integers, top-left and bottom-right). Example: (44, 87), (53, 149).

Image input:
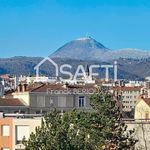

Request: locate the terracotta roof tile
(0, 98), (26, 106)
(31, 84), (64, 92)
(143, 98), (150, 107)
(112, 86), (142, 91)
(31, 83), (97, 93)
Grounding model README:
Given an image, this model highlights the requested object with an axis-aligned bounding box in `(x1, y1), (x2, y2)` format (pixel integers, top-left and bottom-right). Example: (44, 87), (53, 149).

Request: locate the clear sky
(0, 0), (150, 58)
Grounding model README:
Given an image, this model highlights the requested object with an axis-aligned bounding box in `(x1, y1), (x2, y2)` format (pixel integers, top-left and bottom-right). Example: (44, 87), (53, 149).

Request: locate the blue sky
(0, 0), (150, 57)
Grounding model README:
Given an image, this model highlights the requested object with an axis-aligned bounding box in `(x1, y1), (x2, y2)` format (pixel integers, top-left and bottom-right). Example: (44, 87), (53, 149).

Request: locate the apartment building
(0, 114), (41, 150)
(0, 74), (17, 92)
(1, 82), (97, 114)
(112, 86), (143, 112)
(29, 83), (97, 113)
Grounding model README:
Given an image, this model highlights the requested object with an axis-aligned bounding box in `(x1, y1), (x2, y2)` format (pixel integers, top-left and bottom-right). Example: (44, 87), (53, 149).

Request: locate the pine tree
(23, 90), (137, 150)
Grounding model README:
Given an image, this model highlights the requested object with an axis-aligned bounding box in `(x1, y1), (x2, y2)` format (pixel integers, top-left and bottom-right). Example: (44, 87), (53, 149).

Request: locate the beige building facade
(29, 84), (97, 113)
(135, 97), (150, 120)
(0, 116), (41, 150)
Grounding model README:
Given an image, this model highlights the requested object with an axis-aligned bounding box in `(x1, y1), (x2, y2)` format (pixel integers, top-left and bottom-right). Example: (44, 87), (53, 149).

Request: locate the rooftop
(0, 98), (26, 107)
(112, 86), (143, 91)
(31, 83), (97, 93)
(142, 98), (150, 107)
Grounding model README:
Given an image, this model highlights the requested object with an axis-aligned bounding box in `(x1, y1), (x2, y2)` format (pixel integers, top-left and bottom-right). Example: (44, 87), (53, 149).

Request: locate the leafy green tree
(23, 90), (137, 150)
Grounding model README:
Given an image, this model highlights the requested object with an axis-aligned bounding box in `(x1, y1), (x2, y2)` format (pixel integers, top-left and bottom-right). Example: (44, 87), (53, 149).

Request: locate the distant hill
(0, 56), (42, 75)
(0, 56), (150, 80)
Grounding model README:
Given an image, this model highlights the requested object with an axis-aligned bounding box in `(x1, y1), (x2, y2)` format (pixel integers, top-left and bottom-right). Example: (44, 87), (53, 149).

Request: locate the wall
(12, 92), (30, 105)
(30, 93), (92, 112)
(12, 118), (41, 150)
(135, 100), (150, 120)
(0, 118), (13, 150)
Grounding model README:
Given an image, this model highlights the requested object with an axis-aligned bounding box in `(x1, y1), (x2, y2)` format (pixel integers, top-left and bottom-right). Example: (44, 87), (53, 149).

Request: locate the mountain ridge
(0, 37), (150, 80)
(51, 37), (150, 61)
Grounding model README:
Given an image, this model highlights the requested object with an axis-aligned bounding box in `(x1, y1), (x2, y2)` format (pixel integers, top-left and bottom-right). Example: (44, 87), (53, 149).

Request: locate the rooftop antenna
(86, 32), (90, 38)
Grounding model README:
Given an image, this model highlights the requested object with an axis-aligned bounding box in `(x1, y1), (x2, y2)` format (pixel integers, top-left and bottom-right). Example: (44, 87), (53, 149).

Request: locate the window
(37, 95), (45, 107)
(1, 125), (10, 136)
(79, 96), (85, 107)
(58, 96), (66, 107)
(16, 125), (29, 144)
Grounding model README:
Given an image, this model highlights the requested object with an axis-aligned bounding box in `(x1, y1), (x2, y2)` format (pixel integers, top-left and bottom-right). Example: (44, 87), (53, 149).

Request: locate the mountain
(51, 37), (110, 60)
(51, 37), (150, 61)
(1, 37), (150, 80)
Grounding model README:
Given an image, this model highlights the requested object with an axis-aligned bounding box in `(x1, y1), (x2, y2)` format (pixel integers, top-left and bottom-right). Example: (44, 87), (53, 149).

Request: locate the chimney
(22, 84), (25, 92)
(24, 84), (27, 91)
(17, 84), (21, 92)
